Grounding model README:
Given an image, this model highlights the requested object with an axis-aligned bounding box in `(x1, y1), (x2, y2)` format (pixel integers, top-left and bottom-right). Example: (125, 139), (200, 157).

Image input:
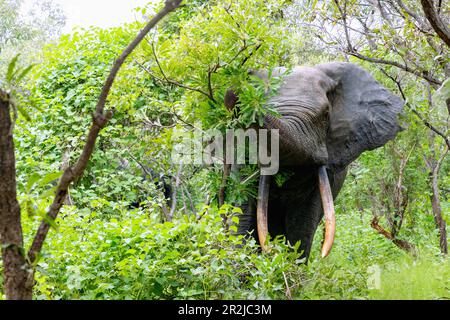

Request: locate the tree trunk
(0, 91), (33, 300)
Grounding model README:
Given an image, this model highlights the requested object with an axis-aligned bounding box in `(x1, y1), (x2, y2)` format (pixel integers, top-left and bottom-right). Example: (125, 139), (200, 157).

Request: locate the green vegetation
(0, 0), (449, 300)
(22, 201), (449, 300)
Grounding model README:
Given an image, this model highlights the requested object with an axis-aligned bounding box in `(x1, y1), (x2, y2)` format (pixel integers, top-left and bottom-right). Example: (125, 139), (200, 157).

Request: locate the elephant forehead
(269, 66), (334, 110)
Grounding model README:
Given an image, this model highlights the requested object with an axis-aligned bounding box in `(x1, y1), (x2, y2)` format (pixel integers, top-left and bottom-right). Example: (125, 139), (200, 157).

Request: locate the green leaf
(38, 171), (63, 188)
(15, 64), (36, 83)
(26, 173), (41, 193)
(6, 54), (20, 82)
(24, 199), (37, 217)
(232, 207), (242, 214)
(16, 104), (31, 121)
(39, 186), (58, 200)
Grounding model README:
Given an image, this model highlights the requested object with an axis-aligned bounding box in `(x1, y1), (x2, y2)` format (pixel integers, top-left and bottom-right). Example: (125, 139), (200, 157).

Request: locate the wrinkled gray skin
(237, 62), (404, 261)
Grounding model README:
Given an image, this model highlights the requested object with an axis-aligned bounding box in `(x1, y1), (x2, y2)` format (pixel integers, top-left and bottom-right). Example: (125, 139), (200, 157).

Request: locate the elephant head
(236, 62), (404, 260)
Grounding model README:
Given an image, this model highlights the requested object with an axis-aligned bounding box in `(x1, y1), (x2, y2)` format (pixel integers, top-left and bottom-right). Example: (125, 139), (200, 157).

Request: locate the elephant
(234, 62), (404, 261)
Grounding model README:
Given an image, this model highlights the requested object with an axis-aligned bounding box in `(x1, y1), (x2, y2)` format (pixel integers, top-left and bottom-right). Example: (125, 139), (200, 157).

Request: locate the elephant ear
(316, 62), (404, 169)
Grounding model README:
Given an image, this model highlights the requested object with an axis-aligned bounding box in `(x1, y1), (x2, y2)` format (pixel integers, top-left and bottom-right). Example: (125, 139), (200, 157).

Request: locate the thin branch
(241, 170), (259, 185)
(371, 217), (417, 255)
(408, 106), (450, 149)
(223, 6), (244, 40)
(393, 0), (421, 22)
(136, 88), (200, 130)
(182, 185), (196, 214)
(421, 0), (450, 48)
(282, 271), (293, 300)
(333, 0), (442, 86)
(196, 194), (211, 221)
(94, 0), (182, 118)
(374, 0), (394, 28)
(392, 143), (415, 237)
(168, 163), (183, 221)
(240, 43), (262, 67)
(346, 49), (442, 86)
(429, 145), (449, 254)
(135, 60), (215, 102)
(145, 33), (218, 103)
(149, 37), (169, 83)
(387, 0), (442, 47)
(380, 68), (450, 149)
(333, 0), (352, 51)
(207, 67), (215, 103)
(27, 0), (183, 264)
(434, 146), (449, 183)
(170, 111), (199, 130)
(227, 45), (249, 65)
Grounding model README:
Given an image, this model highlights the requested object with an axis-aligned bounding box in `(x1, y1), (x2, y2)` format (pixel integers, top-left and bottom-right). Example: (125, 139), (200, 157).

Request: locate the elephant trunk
(256, 166), (336, 258)
(264, 114), (328, 166)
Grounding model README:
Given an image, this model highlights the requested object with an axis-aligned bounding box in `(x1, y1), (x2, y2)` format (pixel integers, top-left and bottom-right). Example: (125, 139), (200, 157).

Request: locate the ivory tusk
(318, 166), (336, 258)
(257, 174), (271, 252)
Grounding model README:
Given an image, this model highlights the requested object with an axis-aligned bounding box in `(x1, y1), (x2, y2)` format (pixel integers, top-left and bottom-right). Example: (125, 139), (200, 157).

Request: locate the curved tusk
(257, 174), (271, 252)
(318, 166), (336, 258)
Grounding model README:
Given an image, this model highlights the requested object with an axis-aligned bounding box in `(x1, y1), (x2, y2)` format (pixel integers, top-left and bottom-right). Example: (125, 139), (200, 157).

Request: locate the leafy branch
(380, 68), (450, 149)
(27, 0), (184, 264)
(420, 0), (450, 48)
(333, 0), (443, 86)
(135, 59), (215, 101)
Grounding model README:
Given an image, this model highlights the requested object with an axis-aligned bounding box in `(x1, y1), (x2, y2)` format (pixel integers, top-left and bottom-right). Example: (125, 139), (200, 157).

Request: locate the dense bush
(1, 0), (449, 300)
(17, 203), (447, 300)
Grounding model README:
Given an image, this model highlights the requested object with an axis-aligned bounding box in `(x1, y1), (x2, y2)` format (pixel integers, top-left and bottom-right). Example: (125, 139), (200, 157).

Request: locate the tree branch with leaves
(0, 0), (183, 300)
